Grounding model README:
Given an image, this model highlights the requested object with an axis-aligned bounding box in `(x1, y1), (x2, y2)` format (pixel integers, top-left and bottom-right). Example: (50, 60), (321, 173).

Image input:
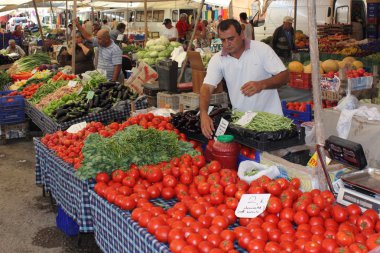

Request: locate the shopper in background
(6, 39), (26, 57)
(111, 18), (119, 30)
(200, 19), (288, 139)
(176, 13), (190, 43)
(75, 19), (122, 82)
(272, 16), (295, 61)
(162, 19), (178, 41)
(84, 19), (93, 35)
(66, 24), (73, 39)
(57, 32), (94, 74)
(12, 25), (24, 46)
(93, 23), (101, 35)
(110, 23), (126, 42)
(101, 20), (111, 32)
(239, 12), (254, 40)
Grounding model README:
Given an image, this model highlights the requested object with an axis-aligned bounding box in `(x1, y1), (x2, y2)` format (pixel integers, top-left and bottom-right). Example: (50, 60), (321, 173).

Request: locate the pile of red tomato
(346, 69), (373, 79)
(285, 101), (313, 112)
(42, 113), (201, 169)
(94, 157), (380, 253)
(8, 82), (44, 99)
(51, 72), (77, 81)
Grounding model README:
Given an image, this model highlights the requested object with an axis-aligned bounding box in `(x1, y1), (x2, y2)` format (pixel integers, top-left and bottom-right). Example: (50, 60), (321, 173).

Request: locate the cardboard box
(187, 51), (224, 94)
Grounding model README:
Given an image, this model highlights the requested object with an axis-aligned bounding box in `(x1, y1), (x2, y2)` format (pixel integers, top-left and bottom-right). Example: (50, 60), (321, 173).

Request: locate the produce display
(171, 107), (230, 135)
(78, 125), (198, 179)
(29, 79), (71, 104)
(93, 157), (380, 253)
(11, 72), (33, 82)
(295, 30), (309, 49)
(122, 45), (142, 55)
(51, 81), (137, 123)
(285, 101), (314, 112)
(41, 113), (195, 170)
(136, 36), (182, 65)
(0, 71), (11, 89)
(232, 111), (294, 132)
(7, 53), (50, 74)
(35, 84), (81, 110)
(8, 82), (44, 99)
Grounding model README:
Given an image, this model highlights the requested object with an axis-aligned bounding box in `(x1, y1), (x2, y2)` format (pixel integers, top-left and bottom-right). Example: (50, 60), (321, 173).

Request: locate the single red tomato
(267, 196), (282, 214)
(332, 205), (348, 223)
(357, 215), (375, 231)
(363, 209), (379, 223)
(294, 210), (309, 225)
(347, 204), (362, 216)
(366, 233), (380, 250)
(336, 230), (355, 246)
(304, 241), (322, 253)
(322, 238), (338, 253)
(349, 243), (368, 253)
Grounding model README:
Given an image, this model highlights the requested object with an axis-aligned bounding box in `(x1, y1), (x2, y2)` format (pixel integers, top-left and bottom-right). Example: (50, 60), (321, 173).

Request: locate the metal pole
(65, 0), (68, 44)
(50, 1), (55, 29)
(32, 0), (45, 47)
(307, 0), (327, 190)
(293, 0), (298, 31)
(177, 0), (205, 83)
(72, 0), (77, 74)
(144, 0), (148, 45)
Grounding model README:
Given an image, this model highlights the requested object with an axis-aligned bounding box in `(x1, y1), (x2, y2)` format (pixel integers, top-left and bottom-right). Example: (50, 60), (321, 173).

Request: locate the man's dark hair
(217, 19), (242, 35)
(103, 19), (107, 24)
(239, 12), (248, 21)
(117, 23), (126, 31)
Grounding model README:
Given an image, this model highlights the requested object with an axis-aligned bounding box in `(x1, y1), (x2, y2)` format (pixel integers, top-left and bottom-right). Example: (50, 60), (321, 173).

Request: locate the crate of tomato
(282, 100), (313, 125)
(289, 72), (312, 89)
(0, 91), (25, 125)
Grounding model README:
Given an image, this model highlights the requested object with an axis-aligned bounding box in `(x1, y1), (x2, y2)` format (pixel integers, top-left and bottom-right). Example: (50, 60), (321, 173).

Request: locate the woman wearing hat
(272, 16), (296, 62)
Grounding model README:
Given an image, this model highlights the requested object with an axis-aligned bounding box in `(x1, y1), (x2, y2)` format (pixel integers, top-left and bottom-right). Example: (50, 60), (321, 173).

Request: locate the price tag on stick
(86, 91), (95, 100)
(235, 194), (270, 218)
(214, 118), (229, 139)
(235, 112), (257, 127)
(68, 80), (78, 88)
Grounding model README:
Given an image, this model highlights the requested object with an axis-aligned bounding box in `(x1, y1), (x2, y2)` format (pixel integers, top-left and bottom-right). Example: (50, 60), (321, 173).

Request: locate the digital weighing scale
(319, 136), (380, 213)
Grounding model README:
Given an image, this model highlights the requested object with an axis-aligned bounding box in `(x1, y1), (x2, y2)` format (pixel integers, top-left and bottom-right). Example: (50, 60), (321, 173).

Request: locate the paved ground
(0, 138), (101, 253)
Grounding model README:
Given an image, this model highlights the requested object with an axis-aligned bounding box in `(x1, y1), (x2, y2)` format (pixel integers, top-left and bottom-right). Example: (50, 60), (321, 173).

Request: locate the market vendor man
(6, 39), (26, 57)
(200, 19), (289, 139)
(74, 19), (122, 82)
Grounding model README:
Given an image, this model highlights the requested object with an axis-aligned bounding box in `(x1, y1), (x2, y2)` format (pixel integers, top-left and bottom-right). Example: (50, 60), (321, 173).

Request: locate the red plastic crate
(289, 72), (312, 89)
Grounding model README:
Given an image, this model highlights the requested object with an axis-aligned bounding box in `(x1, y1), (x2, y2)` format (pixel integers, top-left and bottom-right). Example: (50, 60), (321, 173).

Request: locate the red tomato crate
(289, 72), (312, 89)
(0, 91), (25, 125)
(282, 100), (313, 125)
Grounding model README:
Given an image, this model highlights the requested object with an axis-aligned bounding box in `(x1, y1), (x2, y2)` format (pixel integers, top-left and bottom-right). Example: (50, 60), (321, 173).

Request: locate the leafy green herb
(76, 125), (199, 179)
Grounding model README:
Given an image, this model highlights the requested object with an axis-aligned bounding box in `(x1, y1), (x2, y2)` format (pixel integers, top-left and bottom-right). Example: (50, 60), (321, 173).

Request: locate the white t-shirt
(162, 27), (178, 40)
(204, 40), (286, 115)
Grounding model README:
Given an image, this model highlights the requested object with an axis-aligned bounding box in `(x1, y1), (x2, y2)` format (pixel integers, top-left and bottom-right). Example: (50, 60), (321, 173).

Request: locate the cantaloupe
(321, 59), (339, 73)
(342, 56), (356, 63)
(288, 61), (304, 73)
(338, 61), (349, 69)
(303, 64), (324, 74)
(352, 60), (364, 70)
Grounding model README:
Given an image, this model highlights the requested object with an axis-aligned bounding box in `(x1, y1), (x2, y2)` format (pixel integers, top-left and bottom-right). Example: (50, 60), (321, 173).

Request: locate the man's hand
(200, 112), (215, 139)
(240, 81), (266, 97)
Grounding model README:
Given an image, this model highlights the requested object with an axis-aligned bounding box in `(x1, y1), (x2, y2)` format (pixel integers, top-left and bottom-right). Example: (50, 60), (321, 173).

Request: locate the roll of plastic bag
(238, 160), (280, 184)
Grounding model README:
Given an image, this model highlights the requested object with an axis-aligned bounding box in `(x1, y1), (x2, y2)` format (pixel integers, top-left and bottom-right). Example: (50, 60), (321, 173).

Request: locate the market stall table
(89, 191), (174, 253)
(34, 138), (95, 232)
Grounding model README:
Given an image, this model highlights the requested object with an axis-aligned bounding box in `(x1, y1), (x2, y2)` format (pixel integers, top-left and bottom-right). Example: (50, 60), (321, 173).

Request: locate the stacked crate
(367, 0), (380, 39)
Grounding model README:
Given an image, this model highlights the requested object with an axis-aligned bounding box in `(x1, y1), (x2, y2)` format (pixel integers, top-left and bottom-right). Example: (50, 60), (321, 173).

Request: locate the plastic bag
(237, 160), (280, 184)
(336, 80), (359, 111)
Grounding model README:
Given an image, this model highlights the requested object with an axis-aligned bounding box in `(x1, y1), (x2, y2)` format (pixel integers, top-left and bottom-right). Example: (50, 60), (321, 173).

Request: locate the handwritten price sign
(235, 194), (270, 218)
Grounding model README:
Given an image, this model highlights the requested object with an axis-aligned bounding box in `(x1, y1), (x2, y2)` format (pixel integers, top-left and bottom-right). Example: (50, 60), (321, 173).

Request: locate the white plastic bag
(336, 80), (359, 111)
(238, 160), (280, 184)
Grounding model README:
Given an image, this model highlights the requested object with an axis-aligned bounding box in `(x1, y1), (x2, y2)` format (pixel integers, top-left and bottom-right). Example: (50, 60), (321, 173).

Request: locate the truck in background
(249, 0), (367, 41)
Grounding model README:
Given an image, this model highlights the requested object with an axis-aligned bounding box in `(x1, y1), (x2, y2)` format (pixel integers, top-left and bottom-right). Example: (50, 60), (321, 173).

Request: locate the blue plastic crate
(282, 100), (313, 125)
(56, 206), (79, 237)
(0, 91), (25, 125)
(237, 152), (261, 164)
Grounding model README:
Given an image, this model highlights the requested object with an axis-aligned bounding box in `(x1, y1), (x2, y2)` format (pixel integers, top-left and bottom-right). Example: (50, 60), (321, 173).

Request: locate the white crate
(157, 92), (180, 109)
(179, 92), (229, 110)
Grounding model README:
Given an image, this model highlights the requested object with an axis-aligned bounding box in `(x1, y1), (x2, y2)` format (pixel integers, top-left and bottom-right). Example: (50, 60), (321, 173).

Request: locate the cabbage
(156, 36), (170, 46)
(156, 57), (166, 64)
(143, 58), (156, 65)
(136, 50), (146, 59)
(158, 50), (171, 58)
(146, 40), (156, 49)
(170, 41), (182, 47)
(154, 45), (166, 52)
(166, 45), (174, 52)
(149, 51), (158, 58)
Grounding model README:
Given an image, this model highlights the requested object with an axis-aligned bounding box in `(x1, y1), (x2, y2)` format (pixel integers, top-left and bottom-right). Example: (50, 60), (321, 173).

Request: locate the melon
(321, 59), (339, 73)
(303, 64), (324, 74)
(352, 60), (364, 70)
(342, 56), (356, 63)
(338, 61), (348, 69)
(288, 61), (304, 73)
